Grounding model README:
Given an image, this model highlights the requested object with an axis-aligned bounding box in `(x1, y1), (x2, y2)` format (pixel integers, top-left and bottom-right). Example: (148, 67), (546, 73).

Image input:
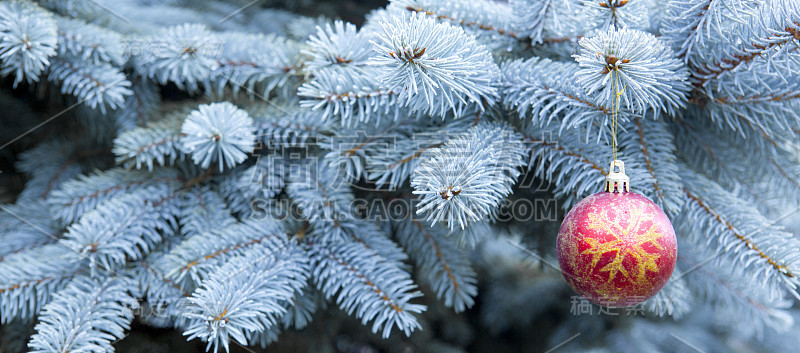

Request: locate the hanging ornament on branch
(556, 160), (677, 307)
(556, 70), (677, 307)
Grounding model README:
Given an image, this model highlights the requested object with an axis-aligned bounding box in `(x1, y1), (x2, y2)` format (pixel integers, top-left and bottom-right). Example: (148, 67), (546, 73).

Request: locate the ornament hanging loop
(604, 160), (630, 193)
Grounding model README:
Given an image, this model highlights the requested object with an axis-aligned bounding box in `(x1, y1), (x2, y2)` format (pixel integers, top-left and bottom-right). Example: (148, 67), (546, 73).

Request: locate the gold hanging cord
(610, 69), (626, 163)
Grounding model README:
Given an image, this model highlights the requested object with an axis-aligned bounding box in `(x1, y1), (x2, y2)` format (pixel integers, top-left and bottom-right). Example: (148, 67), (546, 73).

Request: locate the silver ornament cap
(604, 160), (630, 193)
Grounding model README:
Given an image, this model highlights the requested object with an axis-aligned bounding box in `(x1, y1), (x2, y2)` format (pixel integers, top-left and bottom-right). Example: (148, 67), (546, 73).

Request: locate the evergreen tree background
(1, 0), (799, 352)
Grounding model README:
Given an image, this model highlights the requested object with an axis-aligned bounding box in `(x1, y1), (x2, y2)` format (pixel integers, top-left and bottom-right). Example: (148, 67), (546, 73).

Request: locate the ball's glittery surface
(556, 191), (677, 307)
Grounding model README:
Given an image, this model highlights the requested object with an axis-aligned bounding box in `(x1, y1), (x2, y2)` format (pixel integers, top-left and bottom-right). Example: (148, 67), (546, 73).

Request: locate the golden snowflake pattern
(581, 205), (664, 284)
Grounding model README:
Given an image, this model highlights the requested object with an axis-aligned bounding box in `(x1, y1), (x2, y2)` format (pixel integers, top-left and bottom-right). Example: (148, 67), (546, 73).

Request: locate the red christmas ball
(556, 163), (677, 307)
